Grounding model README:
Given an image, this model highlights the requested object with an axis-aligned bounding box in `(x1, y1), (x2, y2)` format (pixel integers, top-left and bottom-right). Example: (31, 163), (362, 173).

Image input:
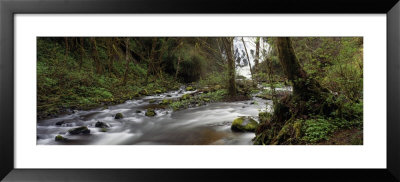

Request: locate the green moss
(145, 108), (156, 117)
(149, 99), (156, 104)
(186, 86), (195, 91)
(100, 128), (107, 132)
(155, 90), (162, 94)
(160, 99), (172, 105)
(181, 94), (191, 100)
(115, 113), (123, 119)
(293, 120), (303, 139)
(55, 135), (64, 141)
(231, 116), (259, 132)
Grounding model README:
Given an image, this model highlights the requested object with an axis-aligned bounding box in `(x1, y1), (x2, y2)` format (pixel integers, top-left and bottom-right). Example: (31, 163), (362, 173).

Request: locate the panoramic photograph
(36, 37), (363, 145)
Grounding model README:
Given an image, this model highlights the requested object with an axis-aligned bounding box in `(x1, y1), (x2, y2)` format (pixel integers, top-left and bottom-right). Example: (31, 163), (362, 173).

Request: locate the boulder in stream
(145, 108), (156, 117)
(68, 126), (90, 135)
(55, 135), (66, 141)
(55, 121), (65, 126)
(231, 116), (259, 132)
(95, 121), (109, 128)
(115, 113), (123, 119)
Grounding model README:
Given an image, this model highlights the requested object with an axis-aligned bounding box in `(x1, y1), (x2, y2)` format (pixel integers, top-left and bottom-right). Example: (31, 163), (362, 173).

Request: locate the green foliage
(301, 118), (337, 143)
(174, 44), (207, 82)
(169, 89), (227, 111)
(196, 72), (227, 89)
(36, 38), (182, 119)
(258, 111), (272, 123)
(292, 37), (363, 102)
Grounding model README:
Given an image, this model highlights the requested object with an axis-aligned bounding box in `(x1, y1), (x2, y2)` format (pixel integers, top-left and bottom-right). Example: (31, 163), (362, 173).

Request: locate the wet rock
(55, 135), (66, 141)
(115, 113), (123, 119)
(55, 121), (65, 126)
(166, 94), (172, 97)
(145, 108), (156, 117)
(95, 121), (109, 128)
(231, 116), (259, 132)
(68, 126), (90, 135)
(136, 110), (142, 113)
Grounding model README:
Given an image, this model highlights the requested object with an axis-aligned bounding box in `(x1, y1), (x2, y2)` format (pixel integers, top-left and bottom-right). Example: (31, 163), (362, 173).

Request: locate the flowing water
(37, 87), (274, 145)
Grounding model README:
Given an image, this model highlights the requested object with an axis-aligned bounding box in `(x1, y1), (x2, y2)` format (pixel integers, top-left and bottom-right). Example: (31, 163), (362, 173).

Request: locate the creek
(37, 87), (274, 145)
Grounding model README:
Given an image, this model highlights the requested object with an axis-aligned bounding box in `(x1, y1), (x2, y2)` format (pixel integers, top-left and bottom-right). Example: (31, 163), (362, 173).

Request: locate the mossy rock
(203, 98), (210, 102)
(140, 89), (149, 96)
(55, 135), (65, 141)
(186, 86), (195, 91)
(95, 121), (109, 128)
(231, 116), (259, 132)
(115, 113), (123, 119)
(134, 93), (141, 97)
(145, 108), (156, 117)
(181, 94), (191, 100)
(100, 128), (107, 132)
(160, 99), (172, 105)
(149, 99), (157, 104)
(68, 126), (90, 135)
(155, 90), (162, 94)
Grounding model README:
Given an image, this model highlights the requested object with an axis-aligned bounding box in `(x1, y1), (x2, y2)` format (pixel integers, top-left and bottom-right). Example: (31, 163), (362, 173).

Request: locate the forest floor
(318, 128), (363, 145)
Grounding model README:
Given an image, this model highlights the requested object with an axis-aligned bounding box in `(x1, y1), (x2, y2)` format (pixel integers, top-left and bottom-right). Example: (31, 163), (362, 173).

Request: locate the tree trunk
(222, 37), (236, 97)
(90, 38), (101, 74)
(276, 37), (329, 100)
(255, 37), (260, 71)
(79, 37), (84, 70)
(123, 37), (130, 86)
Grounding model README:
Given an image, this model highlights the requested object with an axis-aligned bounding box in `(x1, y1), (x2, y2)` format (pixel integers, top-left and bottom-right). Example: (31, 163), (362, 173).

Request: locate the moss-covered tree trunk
(254, 37), (336, 145)
(276, 37), (329, 100)
(255, 37), (260, 71)
(222, 37), (236, 97)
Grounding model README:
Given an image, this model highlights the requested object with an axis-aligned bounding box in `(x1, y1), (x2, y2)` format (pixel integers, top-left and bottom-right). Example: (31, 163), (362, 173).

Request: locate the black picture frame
(1, 0), (399, 181)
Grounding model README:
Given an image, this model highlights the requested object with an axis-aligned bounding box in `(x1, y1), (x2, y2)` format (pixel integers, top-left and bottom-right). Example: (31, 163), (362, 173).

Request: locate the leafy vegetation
(37, 37), (363, 145)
